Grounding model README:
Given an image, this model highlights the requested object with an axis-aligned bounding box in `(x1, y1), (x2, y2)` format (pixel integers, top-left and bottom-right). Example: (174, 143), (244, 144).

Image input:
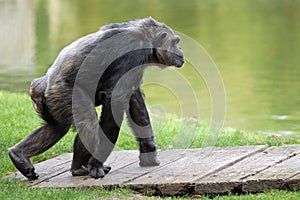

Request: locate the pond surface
(1, 0), (300, 139)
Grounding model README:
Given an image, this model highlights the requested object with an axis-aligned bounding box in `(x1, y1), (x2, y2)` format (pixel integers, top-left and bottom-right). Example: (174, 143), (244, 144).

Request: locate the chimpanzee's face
(166, 34), (184, 68)
(154, 31), (184, 68)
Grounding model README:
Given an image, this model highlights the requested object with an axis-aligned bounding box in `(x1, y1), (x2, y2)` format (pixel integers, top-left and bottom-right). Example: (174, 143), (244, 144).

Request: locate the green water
(1, 0), (300, 138)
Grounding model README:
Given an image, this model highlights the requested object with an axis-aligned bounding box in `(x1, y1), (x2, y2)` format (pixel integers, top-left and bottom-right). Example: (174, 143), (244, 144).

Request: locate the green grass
(0, 91), (299, 199)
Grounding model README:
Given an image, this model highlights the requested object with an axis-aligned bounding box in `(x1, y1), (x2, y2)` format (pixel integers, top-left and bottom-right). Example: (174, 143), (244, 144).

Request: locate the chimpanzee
(8, 17), (184, 180)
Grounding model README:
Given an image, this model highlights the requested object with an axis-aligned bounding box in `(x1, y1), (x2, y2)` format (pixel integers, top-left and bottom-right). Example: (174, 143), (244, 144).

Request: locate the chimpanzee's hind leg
(71, 99), (124, 178)
(127, 89), (160, 167)
(71, 134), (111, 176)
(70, 134), (91, 176)
(8, 124), (70, 180)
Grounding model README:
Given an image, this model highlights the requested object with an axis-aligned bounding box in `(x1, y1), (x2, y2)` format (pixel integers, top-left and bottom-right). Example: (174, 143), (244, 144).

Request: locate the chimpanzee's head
(141, 17), (184, 68)
(100, 17), (184, 68)
(153, 31), (184, 68)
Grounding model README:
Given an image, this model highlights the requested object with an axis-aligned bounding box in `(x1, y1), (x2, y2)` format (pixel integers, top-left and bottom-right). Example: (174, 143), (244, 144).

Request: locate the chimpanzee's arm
(127, 88), (160, 166)
(128, 88), (153, 138)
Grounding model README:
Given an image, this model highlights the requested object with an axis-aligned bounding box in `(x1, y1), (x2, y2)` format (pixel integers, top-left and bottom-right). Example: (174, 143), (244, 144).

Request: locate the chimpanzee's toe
(27, 170), (39, 181)
(102, 165), (111, 174)
(88, 166), (105, 179)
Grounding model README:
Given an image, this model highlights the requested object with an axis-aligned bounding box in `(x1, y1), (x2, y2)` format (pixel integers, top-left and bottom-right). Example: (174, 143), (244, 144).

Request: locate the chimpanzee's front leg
(127, 88), (160, 167)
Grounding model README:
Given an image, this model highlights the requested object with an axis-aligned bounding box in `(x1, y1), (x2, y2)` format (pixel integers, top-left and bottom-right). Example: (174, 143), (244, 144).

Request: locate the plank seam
(239, 151), (299, 180)
(30, 169), (71, 187)
(114, 160), (138, 171)
(30, 159), (73, 187)
(193, 145), (268, 182)
(121, 156), (185, 185)
(285, 172), (300, 180)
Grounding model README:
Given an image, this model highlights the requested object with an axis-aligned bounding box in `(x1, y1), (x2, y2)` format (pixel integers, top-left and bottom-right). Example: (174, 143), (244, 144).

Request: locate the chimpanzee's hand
(139, 151), (160, 167)
(138, 138), (160, 167)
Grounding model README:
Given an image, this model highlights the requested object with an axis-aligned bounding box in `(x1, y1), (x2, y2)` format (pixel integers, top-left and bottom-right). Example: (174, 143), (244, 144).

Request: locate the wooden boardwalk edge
(6, 145), (300, 196)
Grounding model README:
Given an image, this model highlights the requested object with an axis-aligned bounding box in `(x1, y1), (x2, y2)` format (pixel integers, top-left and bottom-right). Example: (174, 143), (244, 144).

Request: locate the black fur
(9, 17), (184, 180)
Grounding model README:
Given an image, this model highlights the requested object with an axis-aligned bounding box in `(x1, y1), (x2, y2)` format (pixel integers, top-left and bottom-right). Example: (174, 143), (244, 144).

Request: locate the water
(1, 0), (300, 139)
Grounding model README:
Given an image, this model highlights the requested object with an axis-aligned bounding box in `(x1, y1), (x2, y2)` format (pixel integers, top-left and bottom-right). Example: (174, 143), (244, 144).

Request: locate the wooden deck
(8, 145), (300, 196)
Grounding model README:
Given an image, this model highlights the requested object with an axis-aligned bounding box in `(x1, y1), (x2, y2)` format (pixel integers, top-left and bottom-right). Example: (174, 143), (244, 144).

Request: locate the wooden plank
(8, 153), (72, 182)
(8, 145), (299, 196)
(34, 150), (138, 188)
(195, 144), (300, 194)
(80, 149), (185, 189)
(127, 145), (267, 195)
(242, 153), (300, 192)
(37, 149), (185, 189)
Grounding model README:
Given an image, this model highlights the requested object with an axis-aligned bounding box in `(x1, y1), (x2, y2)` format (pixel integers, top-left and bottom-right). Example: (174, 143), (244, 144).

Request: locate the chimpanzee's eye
(172, 36), (180, 45)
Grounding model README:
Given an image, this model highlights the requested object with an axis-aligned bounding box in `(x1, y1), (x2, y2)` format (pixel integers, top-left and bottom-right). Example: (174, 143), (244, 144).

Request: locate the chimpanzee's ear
(153, 32), (168, 48)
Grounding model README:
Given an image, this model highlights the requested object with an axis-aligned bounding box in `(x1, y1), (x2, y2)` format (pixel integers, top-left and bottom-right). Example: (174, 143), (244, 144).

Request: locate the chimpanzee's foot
(71, 168), (89, 176)
(137, 137), (160, 167)
(8, 147), (39, 181)
(83, 164), (111, 179)
(72, 164), (111, 179)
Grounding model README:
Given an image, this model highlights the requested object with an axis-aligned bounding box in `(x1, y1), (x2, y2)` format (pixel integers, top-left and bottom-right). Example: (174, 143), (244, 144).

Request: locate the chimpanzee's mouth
(173, 56), (184, 68)
(178, 57), (184, 67)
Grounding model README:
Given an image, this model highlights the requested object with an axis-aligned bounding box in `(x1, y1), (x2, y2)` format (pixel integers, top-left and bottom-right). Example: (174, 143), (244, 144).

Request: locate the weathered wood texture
(7, 145), (300, 196)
